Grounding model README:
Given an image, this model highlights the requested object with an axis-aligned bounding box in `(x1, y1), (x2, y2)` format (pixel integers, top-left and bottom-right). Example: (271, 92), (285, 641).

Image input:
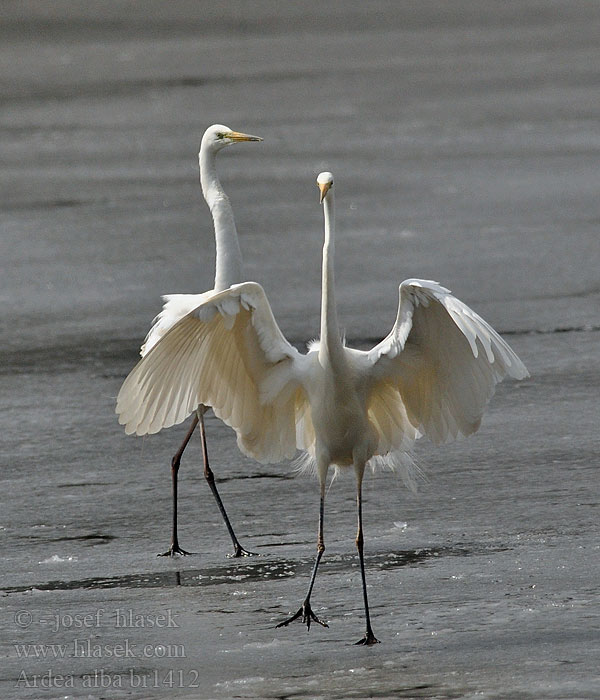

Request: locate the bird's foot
(228, 544), (259, 558)
(276, 600), (328, 631)
(157, 544), (192, 557)
(355, 629), (380, 646)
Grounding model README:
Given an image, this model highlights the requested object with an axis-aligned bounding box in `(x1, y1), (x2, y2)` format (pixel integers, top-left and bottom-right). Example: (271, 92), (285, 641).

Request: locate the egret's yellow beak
(318, 181), (332, 203)
(225, 130), (263, 142)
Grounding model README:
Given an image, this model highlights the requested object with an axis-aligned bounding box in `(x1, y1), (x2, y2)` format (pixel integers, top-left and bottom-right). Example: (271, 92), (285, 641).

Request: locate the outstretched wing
(116, 282), (308, 463)
(364, 279), (528, 446)
(140, 292), (212, 357)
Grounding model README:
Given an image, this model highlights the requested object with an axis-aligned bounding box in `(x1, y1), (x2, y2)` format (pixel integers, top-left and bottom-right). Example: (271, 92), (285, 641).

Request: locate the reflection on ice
(215, 676), (265, 689)
(3, 542), (511, 595)
(39, 554), (78, 564)
(241, 638), (290, 650)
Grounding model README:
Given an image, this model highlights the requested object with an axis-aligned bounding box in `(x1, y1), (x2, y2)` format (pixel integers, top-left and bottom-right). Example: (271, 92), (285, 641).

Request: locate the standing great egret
(117, 172), (528, 643)
(131, 124), (262, 557)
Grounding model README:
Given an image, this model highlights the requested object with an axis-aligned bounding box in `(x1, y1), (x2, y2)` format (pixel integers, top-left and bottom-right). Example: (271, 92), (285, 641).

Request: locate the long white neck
(199, 145), (243, 292)
(319, 190), (344, 365)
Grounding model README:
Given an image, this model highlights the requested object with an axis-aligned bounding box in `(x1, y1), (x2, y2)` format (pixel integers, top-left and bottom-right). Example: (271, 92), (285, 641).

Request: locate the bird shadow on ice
(1, 542), (510, 595)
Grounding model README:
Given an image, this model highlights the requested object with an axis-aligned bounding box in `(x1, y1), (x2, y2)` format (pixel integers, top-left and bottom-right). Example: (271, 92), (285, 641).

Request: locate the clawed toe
(355, 630), (380, 646)
(158, 545), (192, 557)
(228, 546), (259, 558)
(276, 601), (328, 631)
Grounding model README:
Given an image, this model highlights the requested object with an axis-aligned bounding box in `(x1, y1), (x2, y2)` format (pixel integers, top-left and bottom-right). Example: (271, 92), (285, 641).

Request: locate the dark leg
(354, 477), (380, 645)
(199, 412), (257, 557)
(277, 483), (328, 631)
(158, 414), (199, 557)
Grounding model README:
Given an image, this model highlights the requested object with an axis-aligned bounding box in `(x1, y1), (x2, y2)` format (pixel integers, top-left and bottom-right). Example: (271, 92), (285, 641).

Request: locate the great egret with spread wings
(129, 124), (261, 557)
(117, 171), (528, 644)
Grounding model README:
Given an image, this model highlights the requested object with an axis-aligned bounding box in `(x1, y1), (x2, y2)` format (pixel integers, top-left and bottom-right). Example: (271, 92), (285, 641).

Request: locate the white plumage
(124, 123), (262, 557)
(118, 237), (526, 463)
(117, 171), (528, 643)
(140, 124), (262, 357)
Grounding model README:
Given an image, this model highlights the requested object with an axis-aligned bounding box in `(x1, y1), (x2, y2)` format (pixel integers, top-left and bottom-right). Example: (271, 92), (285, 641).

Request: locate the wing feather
(363, 279), (528, 446)
(141, 292), (212, 356)
(117, 282), (308, 463)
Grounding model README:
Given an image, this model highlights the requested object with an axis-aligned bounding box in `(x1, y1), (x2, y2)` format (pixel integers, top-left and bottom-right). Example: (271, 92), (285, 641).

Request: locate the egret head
(201, 124), (263, 152)
(317, 171), (334, 203)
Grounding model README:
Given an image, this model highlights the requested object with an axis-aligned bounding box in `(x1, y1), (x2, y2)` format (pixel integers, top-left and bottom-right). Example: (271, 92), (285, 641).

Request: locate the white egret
(130, 124), (262, 557)
(117, 172), (528, 644)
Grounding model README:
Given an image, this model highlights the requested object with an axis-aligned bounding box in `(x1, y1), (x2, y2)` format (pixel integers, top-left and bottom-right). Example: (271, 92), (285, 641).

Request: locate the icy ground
(1, 2), (599, 698)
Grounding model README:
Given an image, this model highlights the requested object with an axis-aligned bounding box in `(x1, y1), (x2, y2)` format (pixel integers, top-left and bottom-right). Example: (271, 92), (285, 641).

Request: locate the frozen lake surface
(1, 2), (599, 698)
